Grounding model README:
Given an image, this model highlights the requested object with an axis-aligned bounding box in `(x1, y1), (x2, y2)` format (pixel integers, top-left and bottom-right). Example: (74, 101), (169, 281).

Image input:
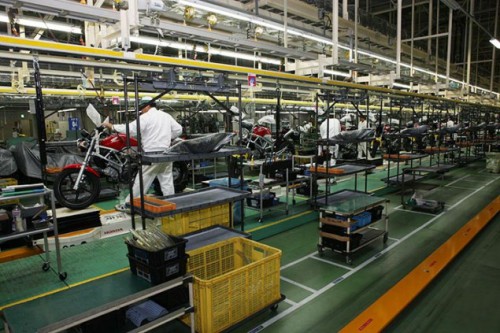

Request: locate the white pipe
(435, 1), (439, 83)
(490, 0), (499, 92)
(466, 0), (474, 96)
(446, 8), (453, 85)
(396, 0), (402, 78)
(342, 0), (348, 19)
(332, 0), (339, 65)
(354, 0), (358, 65)
(410, 0), (415, 80)
(428, 0), (433, 56)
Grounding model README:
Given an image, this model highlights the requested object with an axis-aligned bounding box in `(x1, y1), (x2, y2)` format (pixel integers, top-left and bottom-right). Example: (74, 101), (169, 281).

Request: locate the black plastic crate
(322, 233), (362, 252)
(369, 205), (384, 222)
(246, 192), (276, 208)
(126, 235), (187, 266)
(127, 255), (188, 285)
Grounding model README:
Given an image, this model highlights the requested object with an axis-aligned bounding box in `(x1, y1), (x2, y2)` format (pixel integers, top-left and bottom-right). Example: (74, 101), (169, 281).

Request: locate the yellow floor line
(246, 210), (314, 233)
(66, 267), (129, 288)
(340, 195), (500, 333)
(0, 267), (129, 311)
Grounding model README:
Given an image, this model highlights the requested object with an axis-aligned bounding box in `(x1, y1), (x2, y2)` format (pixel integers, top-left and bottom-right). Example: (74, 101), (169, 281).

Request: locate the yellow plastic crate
(0, 178), (19, 205)
(185, 237), (282, 333)
(161, 204), (230, 236)
(0, 178), (17, 188)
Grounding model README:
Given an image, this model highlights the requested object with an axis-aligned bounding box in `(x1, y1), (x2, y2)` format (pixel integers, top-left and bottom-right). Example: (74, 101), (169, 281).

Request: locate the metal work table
(315, 189), (387, 215)
(404, 164), (455, 174)
(311, 163), (376, 195)
(383, 174), (425, 185)
(133, 187), (251, 219)
(184, 225), (250, 251)
(382, 153), (427, 187)
(383, 153), (428, 162)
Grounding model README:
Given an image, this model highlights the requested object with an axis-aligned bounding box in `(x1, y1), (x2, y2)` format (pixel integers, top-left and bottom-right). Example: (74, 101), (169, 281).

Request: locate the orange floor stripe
(340, 196), (500, 333)
(0, 245), (44, 263)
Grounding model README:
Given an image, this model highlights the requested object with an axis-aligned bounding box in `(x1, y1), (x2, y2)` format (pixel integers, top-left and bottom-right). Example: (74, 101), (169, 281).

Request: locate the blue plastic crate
(336, 211), (372, 230)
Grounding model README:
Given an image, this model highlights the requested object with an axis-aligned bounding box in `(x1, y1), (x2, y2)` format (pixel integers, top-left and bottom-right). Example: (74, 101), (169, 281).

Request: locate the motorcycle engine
(119, 162), (138, 183)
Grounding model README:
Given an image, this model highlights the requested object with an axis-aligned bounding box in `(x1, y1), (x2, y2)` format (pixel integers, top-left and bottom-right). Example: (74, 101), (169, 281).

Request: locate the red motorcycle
(54, 105), (188, 209)
(54, 125), (140, 209)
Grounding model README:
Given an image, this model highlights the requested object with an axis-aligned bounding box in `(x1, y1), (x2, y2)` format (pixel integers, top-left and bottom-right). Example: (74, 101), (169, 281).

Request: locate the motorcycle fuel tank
(252, 125), (272, 138)
(100, 133), (138, 150)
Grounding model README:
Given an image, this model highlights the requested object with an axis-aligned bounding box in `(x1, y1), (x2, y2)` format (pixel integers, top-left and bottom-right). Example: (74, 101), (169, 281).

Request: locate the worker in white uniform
(103, 96), (183, 211)
(357, 115), (368, 159)
(319, 115), (341, 165)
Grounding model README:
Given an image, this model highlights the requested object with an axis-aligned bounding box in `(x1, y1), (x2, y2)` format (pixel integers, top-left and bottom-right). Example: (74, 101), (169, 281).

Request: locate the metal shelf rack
(0, 188), (66, 281)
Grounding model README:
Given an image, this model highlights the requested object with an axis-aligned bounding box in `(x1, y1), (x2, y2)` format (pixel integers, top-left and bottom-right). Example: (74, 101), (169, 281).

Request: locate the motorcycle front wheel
(54, 169), (101, 210)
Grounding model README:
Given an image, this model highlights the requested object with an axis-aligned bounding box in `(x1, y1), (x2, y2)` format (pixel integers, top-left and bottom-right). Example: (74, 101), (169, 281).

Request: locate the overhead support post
(490, 0), (499, 92)
(466, 0), (474, 97)
(342, 0), (348, 19)
(435, 0), (440, 82)
(396, 0), (402, 78)
(284, 0), (288, 63)
(33, 57), (48, 185)
(446, 8), (453, 85)
(133, 73), (147, 230)
(428, 0), (433, 57)
(354, 0), (359, 65)
(410, 0), (415, 81)
(332, 0), (339, 66)
(275, 84), (282, 147)
(123, 74), (136, 230)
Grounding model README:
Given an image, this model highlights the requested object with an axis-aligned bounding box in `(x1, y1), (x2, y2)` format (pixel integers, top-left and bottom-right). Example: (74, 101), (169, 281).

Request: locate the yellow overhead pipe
(0, 86), (430, 113)
(1, 35), (498, 110)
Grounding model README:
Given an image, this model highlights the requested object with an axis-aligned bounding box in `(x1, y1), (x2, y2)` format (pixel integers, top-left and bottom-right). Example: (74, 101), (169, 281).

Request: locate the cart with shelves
(316, 189), (389, 264)
(244, 157), (313, 223)
(0, 187), (66, 280)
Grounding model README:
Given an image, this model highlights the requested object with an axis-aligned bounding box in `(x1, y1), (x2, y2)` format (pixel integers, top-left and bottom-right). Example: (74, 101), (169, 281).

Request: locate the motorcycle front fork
(73, 139), (96, 191)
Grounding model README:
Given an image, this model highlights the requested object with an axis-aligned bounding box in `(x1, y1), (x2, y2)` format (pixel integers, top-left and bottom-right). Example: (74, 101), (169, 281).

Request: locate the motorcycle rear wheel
(54, 169), (101, 210)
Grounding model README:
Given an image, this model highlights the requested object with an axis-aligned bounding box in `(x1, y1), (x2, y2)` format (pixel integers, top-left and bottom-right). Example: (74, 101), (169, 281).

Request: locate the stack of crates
(183, 237), (282, 333)
(160, 204), (230, 236)
(126, 235), (188, 285)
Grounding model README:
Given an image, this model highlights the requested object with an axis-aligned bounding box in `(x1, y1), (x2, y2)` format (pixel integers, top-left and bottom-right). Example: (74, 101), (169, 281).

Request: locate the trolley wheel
(270, 303), (279, 312)
(345, 256), (352, 265)
(258, 218), (263, 223)
(317, 245), (324, 257)
(285, 210), (289, 215)
(383, 232), (389, 244)
(42, 262), (50, 272)
(59, 272), (68, 281)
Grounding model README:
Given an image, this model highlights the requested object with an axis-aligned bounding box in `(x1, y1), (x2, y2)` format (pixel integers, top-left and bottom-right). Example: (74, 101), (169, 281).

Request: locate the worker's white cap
(139, 96), (153, 108)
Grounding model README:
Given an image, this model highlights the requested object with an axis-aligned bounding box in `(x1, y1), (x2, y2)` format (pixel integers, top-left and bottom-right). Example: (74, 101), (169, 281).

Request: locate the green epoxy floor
(0, 160), (498, 333)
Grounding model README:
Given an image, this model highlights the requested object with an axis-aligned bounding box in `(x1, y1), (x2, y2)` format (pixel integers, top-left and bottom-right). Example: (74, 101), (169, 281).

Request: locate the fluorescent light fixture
(58, 108), (77, 113)
(323, 69), (351, 78)
(0, 13), (81, 34)
(130, 36), (281, 65)
(393, 82), (411, 89)
(490, 38), (500, 49)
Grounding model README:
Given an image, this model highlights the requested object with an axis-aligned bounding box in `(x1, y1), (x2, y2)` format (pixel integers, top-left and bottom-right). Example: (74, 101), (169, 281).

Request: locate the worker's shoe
(115, 203), (131, 214)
